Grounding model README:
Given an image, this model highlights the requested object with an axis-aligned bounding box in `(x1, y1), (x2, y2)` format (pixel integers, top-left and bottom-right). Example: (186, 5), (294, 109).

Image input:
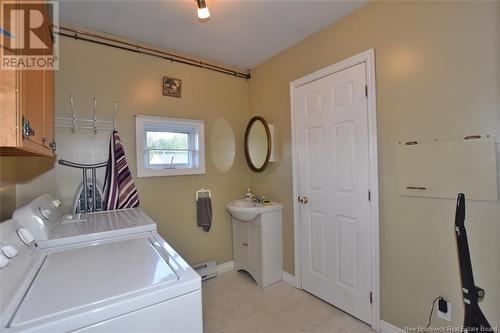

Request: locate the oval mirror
(244, 116), (271, 172)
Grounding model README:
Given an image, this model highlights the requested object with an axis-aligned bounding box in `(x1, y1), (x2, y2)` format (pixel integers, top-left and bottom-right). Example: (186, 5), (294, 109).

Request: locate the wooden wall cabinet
(0, 0), (55, 156)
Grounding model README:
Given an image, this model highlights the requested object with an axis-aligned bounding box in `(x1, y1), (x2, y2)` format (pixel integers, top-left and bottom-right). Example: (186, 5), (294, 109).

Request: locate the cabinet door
(0, 68), (18, 147)
(22, 0), (52, 148)
(42, 67), (54, 148)
(20, 69), (44, 146)
(0, 0), (18, 145)
(0, 0), (53, 156)
(41, 1), (54, 149)
(232, 220), (247, 265)
(247, 223), (261, 273)
(233, 220), (248, 266)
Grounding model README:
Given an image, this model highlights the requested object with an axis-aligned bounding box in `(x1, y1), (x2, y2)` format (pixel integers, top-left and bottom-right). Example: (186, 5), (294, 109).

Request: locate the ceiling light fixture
(196, 0), (210, 20)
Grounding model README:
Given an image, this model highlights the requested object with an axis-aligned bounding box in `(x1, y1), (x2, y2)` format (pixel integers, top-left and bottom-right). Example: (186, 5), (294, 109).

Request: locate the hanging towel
(196, 197), (212, 232)
(103, 131), (140, 210)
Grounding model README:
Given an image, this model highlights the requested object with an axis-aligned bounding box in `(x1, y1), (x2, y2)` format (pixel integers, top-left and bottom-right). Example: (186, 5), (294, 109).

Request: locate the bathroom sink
(226, 199), (283, 222)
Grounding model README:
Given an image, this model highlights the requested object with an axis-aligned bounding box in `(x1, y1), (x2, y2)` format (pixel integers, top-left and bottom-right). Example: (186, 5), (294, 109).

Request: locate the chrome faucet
(252, 195), (266, 204)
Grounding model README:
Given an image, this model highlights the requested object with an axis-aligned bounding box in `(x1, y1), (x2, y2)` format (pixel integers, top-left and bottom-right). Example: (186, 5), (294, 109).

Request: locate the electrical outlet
(437, 300), (451, 322)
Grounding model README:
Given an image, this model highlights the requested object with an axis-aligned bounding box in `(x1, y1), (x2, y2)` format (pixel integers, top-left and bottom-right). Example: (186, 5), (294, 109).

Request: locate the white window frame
(135, 115), (205, 177)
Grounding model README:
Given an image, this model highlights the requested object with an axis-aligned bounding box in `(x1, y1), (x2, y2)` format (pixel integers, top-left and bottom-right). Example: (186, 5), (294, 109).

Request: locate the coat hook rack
(54, 95), (118, 133)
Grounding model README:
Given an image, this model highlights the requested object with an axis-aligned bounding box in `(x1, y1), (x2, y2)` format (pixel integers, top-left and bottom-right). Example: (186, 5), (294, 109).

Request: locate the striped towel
(103, 131), (140, 210)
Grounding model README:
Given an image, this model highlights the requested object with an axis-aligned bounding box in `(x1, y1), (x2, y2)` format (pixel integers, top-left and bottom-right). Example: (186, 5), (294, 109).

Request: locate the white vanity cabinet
(232, 208), (282, 287)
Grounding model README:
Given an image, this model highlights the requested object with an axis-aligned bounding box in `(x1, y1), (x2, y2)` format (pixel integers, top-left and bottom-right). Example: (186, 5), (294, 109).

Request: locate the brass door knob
(298, 196), (309, 204)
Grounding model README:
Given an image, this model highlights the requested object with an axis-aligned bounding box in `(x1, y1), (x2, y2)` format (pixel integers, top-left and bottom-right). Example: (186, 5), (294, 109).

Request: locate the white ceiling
(59, 0), (367, 70)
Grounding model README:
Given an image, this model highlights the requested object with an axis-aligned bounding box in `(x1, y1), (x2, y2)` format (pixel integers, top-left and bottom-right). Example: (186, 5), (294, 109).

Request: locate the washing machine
(12, 194), (156, 248)
(1, 196), (202, 332)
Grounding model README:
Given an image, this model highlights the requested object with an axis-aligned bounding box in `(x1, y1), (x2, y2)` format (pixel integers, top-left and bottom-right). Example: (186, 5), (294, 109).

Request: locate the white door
(295, 63), (372, 323)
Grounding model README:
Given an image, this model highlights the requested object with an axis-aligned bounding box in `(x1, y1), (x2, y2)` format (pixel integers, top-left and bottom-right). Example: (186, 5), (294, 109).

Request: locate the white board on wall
(395, 139), (498, 201)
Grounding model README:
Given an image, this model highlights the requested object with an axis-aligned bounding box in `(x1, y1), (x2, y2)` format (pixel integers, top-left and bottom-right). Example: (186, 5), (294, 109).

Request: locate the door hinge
(370, 292), (373, 304)
(49, 142), (56, 152)
(368, 189), (371, 201)
(365, 85), (368, 98)
(22, 119), (35, 138)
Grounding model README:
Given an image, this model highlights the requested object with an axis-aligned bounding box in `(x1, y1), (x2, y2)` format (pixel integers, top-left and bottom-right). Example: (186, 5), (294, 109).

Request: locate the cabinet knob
(242, 242), (248, 247)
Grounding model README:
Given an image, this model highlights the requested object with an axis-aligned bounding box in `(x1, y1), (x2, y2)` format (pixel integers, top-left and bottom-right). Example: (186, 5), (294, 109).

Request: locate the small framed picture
(162, 76), (182, 98)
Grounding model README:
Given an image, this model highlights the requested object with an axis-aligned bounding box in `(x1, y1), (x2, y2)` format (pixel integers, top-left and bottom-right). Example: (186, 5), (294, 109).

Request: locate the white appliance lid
(47, 208), (156, 241)
(11, 236), (178, 327)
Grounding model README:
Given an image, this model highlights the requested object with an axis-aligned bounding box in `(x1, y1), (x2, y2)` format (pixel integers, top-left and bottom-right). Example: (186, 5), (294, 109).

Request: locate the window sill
(137, 167), (206, 178)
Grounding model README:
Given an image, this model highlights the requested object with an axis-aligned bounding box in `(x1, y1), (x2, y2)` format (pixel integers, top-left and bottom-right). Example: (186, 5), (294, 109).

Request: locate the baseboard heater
(192, 260), (217, 280)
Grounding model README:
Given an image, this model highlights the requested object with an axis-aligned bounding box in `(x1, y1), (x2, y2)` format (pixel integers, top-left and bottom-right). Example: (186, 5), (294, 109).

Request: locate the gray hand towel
(196, 197), (212, 232)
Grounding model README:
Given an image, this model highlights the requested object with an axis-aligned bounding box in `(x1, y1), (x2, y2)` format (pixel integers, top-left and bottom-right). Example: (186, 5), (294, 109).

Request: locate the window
(135, 115), (205, 177)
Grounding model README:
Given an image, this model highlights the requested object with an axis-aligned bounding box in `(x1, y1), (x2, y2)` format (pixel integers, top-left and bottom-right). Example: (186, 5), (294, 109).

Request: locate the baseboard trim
(281, 271), (298, 287)
(217, 261), (234, 274)
(380, 320), (405, 333)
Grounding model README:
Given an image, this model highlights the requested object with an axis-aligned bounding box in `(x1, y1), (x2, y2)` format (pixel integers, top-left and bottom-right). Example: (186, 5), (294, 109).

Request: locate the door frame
(289, 49), (380, 331)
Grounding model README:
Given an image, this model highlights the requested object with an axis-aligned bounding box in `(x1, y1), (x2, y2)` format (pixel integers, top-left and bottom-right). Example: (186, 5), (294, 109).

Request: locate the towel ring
(196, 188), (211, 202)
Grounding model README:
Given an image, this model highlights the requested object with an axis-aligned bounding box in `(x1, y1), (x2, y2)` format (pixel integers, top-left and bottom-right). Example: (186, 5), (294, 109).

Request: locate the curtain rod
(54, 26), (251, 80)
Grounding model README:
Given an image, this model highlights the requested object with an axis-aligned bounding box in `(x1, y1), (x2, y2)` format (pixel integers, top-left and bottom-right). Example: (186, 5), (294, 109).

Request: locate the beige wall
(248, 0), (499, 330)
(1, 1), (498, 330)
(0, 157), (17, 221)
(11, 36), (250, 266)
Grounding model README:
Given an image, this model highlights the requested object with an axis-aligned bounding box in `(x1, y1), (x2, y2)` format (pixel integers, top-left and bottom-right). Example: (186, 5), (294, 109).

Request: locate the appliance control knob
(2, 245), (18, 258)
(0, 254), (9, 269)
(51, 199), (61, 208)
(40, 208), (52, 220)
(17, 228), (34, 245)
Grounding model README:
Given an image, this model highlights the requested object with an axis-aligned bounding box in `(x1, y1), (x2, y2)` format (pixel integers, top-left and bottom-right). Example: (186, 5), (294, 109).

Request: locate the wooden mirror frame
(244, 116), (272, 173)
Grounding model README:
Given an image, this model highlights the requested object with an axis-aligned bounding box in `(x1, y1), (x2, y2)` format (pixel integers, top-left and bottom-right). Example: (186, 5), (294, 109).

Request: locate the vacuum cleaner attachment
(454, 193), (492, 332)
